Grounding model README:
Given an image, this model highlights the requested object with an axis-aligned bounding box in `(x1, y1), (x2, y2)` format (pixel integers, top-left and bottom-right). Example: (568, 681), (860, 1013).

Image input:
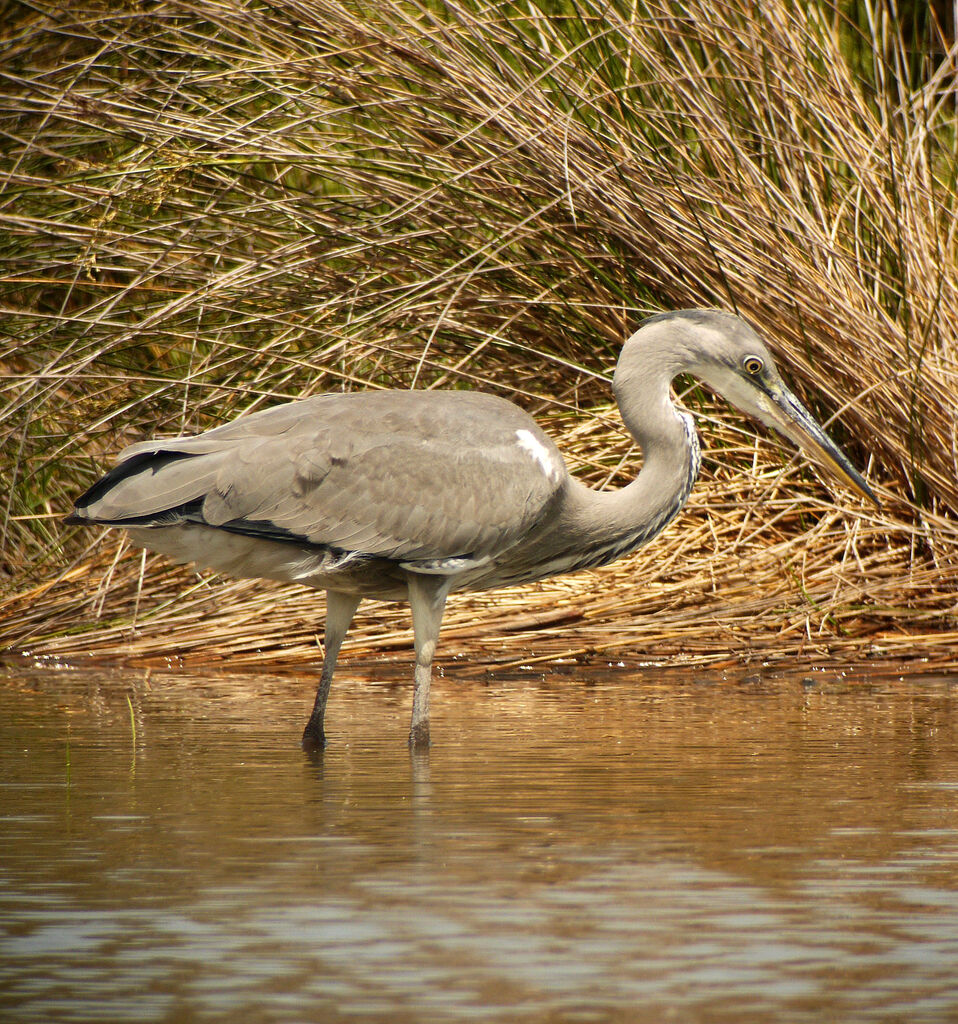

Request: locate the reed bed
(1, 0), (956, 668)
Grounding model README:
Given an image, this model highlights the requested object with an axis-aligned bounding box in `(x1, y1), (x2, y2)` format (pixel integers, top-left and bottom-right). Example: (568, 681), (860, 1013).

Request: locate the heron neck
(471, 387), (698, 587)
(560, 376), (699, 560)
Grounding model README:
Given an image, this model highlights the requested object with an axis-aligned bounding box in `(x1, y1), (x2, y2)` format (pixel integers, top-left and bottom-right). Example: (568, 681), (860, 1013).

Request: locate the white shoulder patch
(515, 429), (560, 481)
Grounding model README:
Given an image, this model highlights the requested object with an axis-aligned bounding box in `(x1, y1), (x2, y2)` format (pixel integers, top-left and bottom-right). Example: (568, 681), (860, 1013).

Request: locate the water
(2, 659), (958, 1023)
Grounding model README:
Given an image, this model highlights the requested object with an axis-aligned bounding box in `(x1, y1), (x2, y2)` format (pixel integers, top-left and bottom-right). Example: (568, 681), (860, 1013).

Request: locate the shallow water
(2, 659), (958, 1023)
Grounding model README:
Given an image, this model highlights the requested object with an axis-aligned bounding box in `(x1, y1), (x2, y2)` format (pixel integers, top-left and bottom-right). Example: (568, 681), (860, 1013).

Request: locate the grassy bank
(2, 0), (956, 667)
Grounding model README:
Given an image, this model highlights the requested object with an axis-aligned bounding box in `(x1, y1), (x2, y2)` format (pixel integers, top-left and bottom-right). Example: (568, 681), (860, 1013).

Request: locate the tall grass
(1, 0), (956, 664)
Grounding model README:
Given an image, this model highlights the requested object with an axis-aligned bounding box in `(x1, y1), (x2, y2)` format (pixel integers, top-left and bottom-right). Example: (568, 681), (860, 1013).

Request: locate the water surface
(2, 659), (957, 1022)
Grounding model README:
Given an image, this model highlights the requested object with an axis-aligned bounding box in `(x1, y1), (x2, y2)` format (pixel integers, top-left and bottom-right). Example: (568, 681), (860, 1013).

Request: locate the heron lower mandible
(67, 310), (877, 748)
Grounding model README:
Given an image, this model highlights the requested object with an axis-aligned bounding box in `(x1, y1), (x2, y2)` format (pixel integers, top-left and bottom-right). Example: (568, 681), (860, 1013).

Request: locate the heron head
(629, 309), (878, 505)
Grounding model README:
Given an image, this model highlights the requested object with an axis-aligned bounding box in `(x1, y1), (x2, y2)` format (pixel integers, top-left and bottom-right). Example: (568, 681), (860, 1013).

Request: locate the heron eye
(743, 356), (764, 376)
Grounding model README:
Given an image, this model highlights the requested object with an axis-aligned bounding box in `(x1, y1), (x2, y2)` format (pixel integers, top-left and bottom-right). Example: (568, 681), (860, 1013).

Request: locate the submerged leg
(302, 590), (361, 750)
(406, 573), (451, 749)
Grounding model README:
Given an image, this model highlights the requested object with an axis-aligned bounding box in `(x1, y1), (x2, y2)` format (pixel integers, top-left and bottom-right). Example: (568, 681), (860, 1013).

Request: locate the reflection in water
(1, 660), (957, 1022)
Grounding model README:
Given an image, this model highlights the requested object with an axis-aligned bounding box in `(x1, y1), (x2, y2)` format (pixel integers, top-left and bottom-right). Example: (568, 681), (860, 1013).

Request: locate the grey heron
(67, 309), (876, 748)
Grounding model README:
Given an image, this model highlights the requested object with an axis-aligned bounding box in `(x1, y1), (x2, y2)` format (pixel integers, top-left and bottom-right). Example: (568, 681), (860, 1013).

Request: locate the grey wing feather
(73, 391), (566, 563)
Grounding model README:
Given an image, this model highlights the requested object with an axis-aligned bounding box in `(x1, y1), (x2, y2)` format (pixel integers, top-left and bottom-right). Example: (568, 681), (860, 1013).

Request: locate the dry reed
(1, 0), (956, 669)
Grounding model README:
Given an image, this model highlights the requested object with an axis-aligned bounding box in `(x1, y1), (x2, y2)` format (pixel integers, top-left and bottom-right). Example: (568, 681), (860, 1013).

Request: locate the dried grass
(1, 0), (956, 668)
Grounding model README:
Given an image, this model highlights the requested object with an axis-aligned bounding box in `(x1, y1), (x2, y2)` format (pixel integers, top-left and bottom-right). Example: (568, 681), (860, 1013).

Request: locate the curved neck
(473, 367), (699, 588)
(542, 334), (699, 571)
(479, 346), (700, 587)
(561, 392), (699, 561)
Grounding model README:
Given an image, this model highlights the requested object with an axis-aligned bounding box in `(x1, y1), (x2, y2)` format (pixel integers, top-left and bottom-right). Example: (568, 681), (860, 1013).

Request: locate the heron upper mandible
(67, 310), (877, 748)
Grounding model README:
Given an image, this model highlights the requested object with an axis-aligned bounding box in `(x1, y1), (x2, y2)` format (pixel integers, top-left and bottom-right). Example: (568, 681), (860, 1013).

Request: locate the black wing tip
(64, 508), (120, 527)
(64, 498), (200, 530)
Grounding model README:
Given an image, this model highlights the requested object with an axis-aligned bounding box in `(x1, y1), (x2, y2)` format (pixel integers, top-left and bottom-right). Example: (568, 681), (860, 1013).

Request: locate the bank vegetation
(2, 0), (956, 668)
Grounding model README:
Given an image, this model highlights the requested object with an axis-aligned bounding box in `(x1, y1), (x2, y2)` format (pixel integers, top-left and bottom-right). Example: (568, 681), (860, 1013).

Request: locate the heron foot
(408, 720), (430, 749)
(301, 718), (327, 751)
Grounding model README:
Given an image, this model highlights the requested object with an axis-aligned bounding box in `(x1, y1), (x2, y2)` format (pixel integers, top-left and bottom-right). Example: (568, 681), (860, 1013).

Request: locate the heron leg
(302, 589), (361, 750)
(406, 573), (451, 749)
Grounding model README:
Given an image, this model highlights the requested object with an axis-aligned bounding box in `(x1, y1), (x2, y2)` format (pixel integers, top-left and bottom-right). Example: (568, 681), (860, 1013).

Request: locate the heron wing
(74, 391), (566, 564)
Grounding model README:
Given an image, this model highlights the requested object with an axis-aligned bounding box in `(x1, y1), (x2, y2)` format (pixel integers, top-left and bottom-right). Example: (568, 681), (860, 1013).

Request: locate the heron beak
(757, 383), (879, 506)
